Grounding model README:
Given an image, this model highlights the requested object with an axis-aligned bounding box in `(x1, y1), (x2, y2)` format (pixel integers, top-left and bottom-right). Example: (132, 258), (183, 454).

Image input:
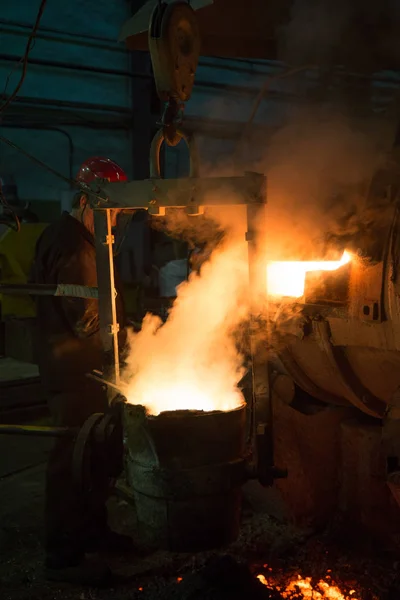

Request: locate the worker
(30, 157), (131, 586)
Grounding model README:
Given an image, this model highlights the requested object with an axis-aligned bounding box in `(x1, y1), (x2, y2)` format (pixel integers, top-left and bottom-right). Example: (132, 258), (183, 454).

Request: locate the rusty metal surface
(344, 347), (400, 406)
(273, 396), (353, 529)
(339, 419), (399, 544)
(349, 261), (385, 323)
(123, 403), (247, 551)
(314, 319), (386, 418)
(149, 2), (200, 104)
(328, 318), (400, 351)
(278, 345), (349, 408)
(277, 317), (400, 415)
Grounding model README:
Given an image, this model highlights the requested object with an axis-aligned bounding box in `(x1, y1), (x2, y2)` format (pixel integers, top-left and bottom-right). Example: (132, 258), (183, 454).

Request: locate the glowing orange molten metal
(267, 251), (351, 298)
(257, 573), (359, 599)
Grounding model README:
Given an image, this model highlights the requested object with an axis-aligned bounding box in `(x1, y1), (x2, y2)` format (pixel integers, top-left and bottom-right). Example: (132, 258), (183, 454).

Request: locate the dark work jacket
(31, 212), (126, 393)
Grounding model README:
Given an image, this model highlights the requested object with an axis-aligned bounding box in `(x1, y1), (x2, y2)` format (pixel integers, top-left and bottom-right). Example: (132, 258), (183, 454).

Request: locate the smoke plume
(123, 238), (249, 415)
(251, 106), (394, 262)
(122, 39), (400, 415)
(278, 0), (400, 71)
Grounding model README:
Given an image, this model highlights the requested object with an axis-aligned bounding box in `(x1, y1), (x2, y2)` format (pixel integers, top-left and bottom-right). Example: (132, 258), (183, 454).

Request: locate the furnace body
(271, 204), (400, 420)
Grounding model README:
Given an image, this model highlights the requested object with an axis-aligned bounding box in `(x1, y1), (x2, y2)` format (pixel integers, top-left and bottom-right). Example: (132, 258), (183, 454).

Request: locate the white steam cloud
(123, 240), (249, 416)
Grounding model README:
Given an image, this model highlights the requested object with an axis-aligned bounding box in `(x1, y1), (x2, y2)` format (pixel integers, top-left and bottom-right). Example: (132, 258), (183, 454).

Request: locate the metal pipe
(9, 55), (385, 114)
(1, 19), (300, 79)
(0, 94), (132, 115)
(0, 20), (127, 54)
(0, 18), (127, 50)
(4, 116), (132, 131)
(0, 53), (149, 80)
(0, 54), (307, 101)
(3, 26), (398, 89)
(0, 424), (76, 437)
(0, 124), (74, 180)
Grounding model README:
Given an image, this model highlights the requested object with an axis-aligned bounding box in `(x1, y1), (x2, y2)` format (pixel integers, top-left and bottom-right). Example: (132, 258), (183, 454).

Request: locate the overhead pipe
(4, 116), (132, 131)
(0, 53), (148, 81)
(3, 19), (400, 91)
(0, 54), (305, 101)
(3, 52), (391, 106)
(0, 94), (133, 115)
(3, 110), (278, 137)
(1, 21), (281, 76)
(0, 18), (128, 50)
(0, 18), (281, 74)
(0, 22), (303, 79)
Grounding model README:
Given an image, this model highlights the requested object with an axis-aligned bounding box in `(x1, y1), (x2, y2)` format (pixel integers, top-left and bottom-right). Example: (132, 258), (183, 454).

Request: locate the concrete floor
(0, 431), (396, 600)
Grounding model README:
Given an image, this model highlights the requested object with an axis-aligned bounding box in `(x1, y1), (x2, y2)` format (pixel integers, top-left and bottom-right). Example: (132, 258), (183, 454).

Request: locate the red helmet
(76, 157), (128, 184)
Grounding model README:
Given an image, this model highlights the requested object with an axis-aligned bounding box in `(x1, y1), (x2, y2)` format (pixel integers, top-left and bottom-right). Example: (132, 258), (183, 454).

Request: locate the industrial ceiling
(121, 0), (400, 73)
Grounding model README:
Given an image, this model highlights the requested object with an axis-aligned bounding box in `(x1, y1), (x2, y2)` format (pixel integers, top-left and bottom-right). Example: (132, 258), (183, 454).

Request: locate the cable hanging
(0, 0), (48, 114)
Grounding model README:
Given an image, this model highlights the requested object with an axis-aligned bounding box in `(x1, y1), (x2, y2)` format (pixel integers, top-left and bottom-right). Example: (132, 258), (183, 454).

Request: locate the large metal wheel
(72, 413), (104, 494)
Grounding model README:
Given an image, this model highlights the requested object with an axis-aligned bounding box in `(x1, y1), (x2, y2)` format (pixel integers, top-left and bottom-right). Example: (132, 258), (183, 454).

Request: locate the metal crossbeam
(88, 172), (266, 214)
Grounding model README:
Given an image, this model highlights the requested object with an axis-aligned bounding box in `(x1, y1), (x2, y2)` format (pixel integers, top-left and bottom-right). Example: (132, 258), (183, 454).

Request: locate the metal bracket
(104, 234), (115, 245)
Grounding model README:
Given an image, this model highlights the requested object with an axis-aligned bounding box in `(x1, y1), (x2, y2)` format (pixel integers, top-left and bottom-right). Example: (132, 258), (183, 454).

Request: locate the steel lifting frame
(87, 167), (280, 485)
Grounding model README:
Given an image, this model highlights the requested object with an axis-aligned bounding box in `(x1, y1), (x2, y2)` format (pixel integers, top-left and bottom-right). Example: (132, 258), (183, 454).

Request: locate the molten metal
(257, 572), (359, 599)
(267, 250), (351, 298)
